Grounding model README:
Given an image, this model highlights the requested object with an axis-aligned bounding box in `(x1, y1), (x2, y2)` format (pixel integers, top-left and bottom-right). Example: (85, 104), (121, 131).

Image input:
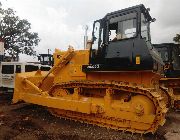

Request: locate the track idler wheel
(131, 95), (155, 116)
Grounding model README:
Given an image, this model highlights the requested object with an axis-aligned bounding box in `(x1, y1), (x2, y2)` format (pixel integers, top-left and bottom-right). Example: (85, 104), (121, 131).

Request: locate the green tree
(173, 34), (180, 44)
(0, 2), (40, 60)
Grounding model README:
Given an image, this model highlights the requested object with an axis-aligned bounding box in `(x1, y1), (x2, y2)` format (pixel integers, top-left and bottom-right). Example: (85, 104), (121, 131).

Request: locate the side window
(40, 66), (51, 71)
(2, 65), (14, 74)
(158, 49), (168, 62)
(172, 48), (180, 70)
(141, 13), (148, 40)
(164, 52), (169, 61)
(25, 65), (39, 72)
(109, 19), (136, 41)
(16, 65), (21, 73)
(109, 13), (137, 42)
(122, 19), (136, 38)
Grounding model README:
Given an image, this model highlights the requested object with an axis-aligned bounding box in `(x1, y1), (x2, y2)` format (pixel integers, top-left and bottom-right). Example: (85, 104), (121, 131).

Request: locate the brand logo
(87, 64), (100, 69)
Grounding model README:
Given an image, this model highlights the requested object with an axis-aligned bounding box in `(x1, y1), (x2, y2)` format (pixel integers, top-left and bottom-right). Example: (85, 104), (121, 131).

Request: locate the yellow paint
(13, 46), (169, 134)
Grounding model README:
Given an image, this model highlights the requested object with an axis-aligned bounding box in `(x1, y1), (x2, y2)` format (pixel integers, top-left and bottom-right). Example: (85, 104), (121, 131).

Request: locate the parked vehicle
(0, 62), (51, 92)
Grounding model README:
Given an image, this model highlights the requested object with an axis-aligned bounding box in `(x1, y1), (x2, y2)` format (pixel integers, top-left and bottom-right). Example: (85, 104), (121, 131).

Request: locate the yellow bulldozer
(12, 4), (180, 134)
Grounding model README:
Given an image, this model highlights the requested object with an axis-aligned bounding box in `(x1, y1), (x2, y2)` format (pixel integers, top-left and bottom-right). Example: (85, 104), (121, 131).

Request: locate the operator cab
(83, 4), (163, 72)
(38, 54), (53, 66)
(154, 43), (180, 77)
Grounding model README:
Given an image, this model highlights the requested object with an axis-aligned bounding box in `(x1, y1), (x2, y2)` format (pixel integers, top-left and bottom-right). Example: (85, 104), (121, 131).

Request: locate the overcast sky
(1, 0), (180, 61)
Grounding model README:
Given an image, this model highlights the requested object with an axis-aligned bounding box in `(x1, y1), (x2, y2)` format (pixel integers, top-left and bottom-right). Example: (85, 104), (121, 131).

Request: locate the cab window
(109, 12), (137, 41)
(25, 65), (39, 72)
(141, 13), (149, 40)
(122, 19), (136, 38)
(16, 65), (21, 73)
(2, 65), (14, 74)
(40, 66), (51, 71)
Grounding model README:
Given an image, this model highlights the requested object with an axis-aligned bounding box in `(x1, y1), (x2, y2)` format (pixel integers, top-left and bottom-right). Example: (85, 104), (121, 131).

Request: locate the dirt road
(0, 93), (180, 140)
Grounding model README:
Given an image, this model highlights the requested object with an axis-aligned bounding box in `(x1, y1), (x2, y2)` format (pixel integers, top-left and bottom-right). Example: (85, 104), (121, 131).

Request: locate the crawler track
(48, 80), (167, 134)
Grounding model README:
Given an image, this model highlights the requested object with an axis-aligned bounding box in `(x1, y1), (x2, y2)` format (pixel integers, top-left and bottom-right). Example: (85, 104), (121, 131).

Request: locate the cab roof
(105, 4), (152, 22)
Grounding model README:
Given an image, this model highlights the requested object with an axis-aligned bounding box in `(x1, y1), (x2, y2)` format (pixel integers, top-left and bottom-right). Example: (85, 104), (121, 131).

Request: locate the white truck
(0, 62), (51, 92)
(0, 40), (51, 92)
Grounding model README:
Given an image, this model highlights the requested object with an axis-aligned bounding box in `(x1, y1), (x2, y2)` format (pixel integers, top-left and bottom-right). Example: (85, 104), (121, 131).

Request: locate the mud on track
(0, 93), (180, 140)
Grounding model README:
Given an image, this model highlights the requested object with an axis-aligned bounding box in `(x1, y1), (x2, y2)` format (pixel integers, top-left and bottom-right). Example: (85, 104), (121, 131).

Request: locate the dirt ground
(0, 93), (180, 140)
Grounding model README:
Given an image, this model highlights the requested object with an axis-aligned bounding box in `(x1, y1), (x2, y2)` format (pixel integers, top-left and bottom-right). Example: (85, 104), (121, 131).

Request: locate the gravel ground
(0, 93), (180, 140)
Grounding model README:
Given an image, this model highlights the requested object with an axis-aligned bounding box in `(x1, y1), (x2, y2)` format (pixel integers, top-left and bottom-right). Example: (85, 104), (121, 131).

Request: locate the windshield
(141, 13), (150, 41)
(44, 56), (49, 61)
